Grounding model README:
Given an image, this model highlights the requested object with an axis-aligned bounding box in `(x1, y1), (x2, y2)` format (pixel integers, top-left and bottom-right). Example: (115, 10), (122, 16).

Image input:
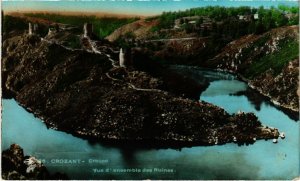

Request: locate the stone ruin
(28, 22), (33, 35)
(47, 24), (60, 36)
(119, 48), (126, 67)
(33, 24), (38, 32)
(47, 28), (54, 36)
(119, 48), (132, 67)
(83, 23), (93, 38)
(28, 23), (39, 35)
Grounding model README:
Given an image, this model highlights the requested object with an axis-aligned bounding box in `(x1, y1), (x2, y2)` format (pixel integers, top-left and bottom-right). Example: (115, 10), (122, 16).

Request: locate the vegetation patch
(245, 39), (298, 78)
(3, 15), (28, 34)
(152, 5), (298, 40)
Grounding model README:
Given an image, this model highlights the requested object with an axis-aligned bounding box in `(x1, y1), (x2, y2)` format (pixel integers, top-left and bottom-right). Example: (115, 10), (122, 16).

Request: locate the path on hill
(146, 37), (198, 42)
(41, 34), (166, 93)
(41, 37), (83, 52)
(86, 37), (164, 93)
(87, 38), (119, 68)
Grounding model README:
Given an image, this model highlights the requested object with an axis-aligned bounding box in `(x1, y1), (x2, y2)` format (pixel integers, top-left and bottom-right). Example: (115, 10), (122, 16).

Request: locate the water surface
(2, 68), (299, 179)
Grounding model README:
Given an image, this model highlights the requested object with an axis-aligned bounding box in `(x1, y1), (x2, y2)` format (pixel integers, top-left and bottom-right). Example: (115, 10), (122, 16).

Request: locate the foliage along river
(2, 67), (299, 179)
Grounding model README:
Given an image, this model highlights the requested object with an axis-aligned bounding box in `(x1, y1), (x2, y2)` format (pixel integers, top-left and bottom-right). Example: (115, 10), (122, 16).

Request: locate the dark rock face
(2, 144), (68, 180)
(2, 33), (279, 147)
(2, 144), (25, 175)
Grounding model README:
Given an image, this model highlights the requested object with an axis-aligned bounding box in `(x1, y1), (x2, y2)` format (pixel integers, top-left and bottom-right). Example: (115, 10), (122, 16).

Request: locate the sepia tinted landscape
(1, 1), (299, 180)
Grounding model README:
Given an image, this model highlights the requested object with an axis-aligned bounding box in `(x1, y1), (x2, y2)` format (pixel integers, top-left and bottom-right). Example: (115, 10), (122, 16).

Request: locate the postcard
(1, 0), (299, 180)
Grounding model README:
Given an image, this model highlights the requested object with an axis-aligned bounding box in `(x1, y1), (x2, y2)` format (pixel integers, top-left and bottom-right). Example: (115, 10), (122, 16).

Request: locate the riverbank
(207, 26), (299, 112)
(171, 65), (298, 122)
(214, 67), (299, 116)
(238, 73), (299, 113)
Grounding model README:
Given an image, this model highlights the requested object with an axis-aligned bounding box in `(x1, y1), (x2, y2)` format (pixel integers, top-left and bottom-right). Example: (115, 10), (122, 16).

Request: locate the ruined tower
(28, 22), (33, 35)
(1, 10), (4, 37)
(119, 48), (126, 67)
(83, 23), (93, 38)
(28, 23), (39, 35)
(47, 28), (53, 36)
(33, 24), (38, 32)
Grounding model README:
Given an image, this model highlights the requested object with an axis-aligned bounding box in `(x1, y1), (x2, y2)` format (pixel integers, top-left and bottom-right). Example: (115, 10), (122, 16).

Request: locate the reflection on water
(232, 89), (299, 121)
(2, 68), (299, 179)
(169, 65), (236, 83)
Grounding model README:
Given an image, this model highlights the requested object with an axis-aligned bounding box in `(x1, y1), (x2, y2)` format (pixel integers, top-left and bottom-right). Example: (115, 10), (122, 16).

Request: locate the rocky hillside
(106, 15), (298, 113)
(2, 144), (67, 179)
(207, 25), (299, 111)
(146, 37), (214, 65)
(2, 31), (280, 146)
(106, 19), (158, 41)
(106, 18), (199, 41)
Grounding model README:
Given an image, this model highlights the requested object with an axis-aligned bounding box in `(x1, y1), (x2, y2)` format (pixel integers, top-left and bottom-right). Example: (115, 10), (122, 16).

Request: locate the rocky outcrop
(146, 37), (212, 65)
(207, 26), (299, 112)
(2, 144), (68, 180)
(2, 33), (280, 147)
(249, 59), (299, 112)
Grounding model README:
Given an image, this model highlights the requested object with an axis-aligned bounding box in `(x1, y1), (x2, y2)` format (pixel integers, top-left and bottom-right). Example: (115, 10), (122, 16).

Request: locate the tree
(288, 15), (299, 25)
(179, 18), (184, 24)
(184, 19), (188, 24)
(276, 15), (288, 27)
(254, 20), (265, 34)
(278, 5), (299, 14)
(211, 22), (217, 33)
(183, 23), (193, 33)
(236, 113), (261, 132)
(201, 26), (209, 37)
(196, 17), (204, 28)
(258, 6), (265, 21)
(248, 21), (256, 34)
(158, 12), (175, 29)
(290, 6), (299, 14)
(263, 11), (274, 30)
(271, 9), (287, 27)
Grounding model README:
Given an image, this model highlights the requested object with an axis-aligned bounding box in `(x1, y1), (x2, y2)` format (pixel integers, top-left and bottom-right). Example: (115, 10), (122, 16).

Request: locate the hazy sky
(2, 0), (299, 16)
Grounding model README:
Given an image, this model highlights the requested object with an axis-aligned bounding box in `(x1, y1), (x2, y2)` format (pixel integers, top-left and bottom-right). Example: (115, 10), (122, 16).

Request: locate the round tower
(28, 22), (33, 35)
(83, 23), (93, 38)
(119, 48), (126, 67)
(33, 24), (38, 33)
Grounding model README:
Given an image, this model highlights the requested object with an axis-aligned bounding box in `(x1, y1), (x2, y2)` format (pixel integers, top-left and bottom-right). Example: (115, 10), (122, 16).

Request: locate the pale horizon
(4, 10), (147, 18)
(2, 0), (299, 17)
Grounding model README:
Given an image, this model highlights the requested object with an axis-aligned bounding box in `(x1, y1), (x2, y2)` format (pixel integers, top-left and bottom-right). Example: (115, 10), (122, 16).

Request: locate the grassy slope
(207, 25), (298, 80)
(245, 39), (299, 78)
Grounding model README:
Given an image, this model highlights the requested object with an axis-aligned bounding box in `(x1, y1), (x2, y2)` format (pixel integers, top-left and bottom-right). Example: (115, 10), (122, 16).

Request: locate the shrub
(236, 113), (261, 132)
